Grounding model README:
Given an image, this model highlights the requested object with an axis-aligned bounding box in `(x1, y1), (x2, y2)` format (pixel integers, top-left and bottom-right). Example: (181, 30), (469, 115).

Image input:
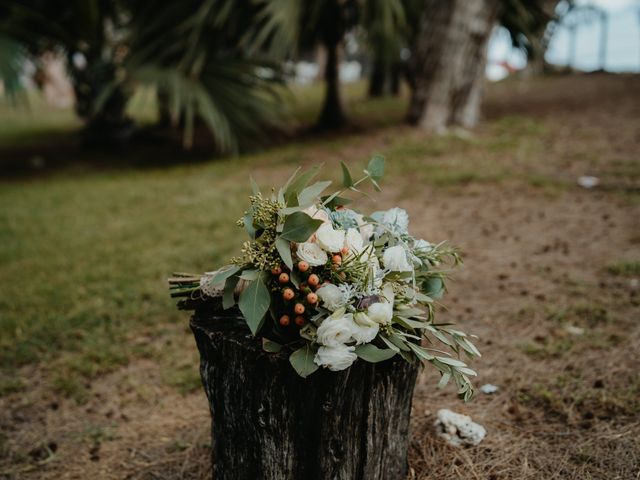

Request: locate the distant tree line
(0, 0), (563, 154)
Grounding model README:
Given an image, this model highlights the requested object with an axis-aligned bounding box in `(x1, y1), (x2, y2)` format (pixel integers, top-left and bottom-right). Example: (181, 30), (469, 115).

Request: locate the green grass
(0, 79), (569, 394)
(607, 260), (640, 276)
(0, 87), (160, 149)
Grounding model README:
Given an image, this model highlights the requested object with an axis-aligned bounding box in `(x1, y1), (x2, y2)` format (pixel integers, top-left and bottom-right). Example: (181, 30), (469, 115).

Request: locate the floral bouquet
(169, 157), (479, 400)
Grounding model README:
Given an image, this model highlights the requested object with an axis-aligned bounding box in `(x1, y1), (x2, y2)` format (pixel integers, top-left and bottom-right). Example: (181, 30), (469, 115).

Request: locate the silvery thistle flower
(371, 207), (410, 237)
(330, 208), (359, 230)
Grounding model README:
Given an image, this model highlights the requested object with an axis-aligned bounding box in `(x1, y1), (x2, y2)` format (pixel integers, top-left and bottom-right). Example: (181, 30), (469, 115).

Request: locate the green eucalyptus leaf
(355, 344), (397, 363)
(407, 342), (435, 361)
(423, 277), (444, 299)
(282, 166), (302, 193)
(262, 338), (282, 353)
(243, 212), (256, 239)
(388, 332), (411, 351)
(435, 356), (469, 368)
(222, 275), (240, 310)
(280, 212), (323, 242)
(437, 372), (452, 389)
(238, 276), (271, 336)
(340, 161), (354, 187)
(366, 155), (385, 180)
(249, 175), (260, 195)
(285, 166), (320, 206)
(322, 194), (353, 209)
(280, 205), (303, 215)
(289, 269), (301, 288)
(394, 316), (430, 330)
(212, 265), (241, 285)
(298, 180), (332, 207)
(239, 269), (260, 281)
(380, 335), (400, 352)
(457, 337), (482, 357)
(275, 237), (293, 270)
(289, 344), (319, 378)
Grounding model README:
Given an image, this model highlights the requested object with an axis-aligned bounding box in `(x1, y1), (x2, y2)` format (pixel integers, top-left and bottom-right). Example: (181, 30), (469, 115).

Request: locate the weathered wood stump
(191, 305), (419, 480)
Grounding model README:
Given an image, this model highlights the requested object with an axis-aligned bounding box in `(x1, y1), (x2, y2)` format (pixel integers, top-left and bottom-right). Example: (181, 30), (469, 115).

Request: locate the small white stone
(434, 409), (486, 447)
(565, 325), (585, 336)
(480, 384), (499, 394)
(577, 176), (599, 189)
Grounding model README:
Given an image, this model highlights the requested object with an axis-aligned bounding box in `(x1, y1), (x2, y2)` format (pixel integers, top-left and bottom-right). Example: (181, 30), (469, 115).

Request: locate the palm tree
(0, 34), (26, 103)
(0, 0), (129, 141)
(501, 0), (562, 76)
(364, 0), (409, 97)
(0, 0), (286, 153)
(122, 0), (286, 152)
(252, 0), (406, 130)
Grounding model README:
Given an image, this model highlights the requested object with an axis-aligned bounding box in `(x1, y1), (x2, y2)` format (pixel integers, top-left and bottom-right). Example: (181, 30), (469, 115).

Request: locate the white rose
(314, 344), (357, 371)
(383, 245), (413, 272)
(316, 284), (345, 311)
(296, 242), (328, 266)
(303, 205), (331, 225)
(315, 310), (353, 346)
(345, 228), (363, 252)
(315, 223), (345, 253)
(367, 302), (393, 325)
(350, 312), (379, 344)
(344, 228), (371, 261)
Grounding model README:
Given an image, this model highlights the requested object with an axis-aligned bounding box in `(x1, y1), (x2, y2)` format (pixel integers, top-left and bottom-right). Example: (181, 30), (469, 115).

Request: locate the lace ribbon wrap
(199, 270), (250, 299)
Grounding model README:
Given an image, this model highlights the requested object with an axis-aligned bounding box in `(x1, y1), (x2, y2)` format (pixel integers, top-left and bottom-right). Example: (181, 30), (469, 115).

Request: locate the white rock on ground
(480, 383), (499, 394)
(434, 409), (487, 447)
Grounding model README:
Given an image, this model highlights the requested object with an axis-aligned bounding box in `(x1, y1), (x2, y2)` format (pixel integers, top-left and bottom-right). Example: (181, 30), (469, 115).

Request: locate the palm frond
(123, 0), (287, 153)
(0, 34), (27, 103)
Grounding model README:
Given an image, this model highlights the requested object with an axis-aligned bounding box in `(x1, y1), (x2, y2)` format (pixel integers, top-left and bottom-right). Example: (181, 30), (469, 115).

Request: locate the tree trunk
(521, 0), (562, 78)
(68, 52), (134, 146)
(157, 88), (172, 128)
(407, 0), (501, 132)
(318, 40), (347, 129)
(390, 62), (402, 96)
(368, 59), (386, 98)
(191, 306), (419, 480)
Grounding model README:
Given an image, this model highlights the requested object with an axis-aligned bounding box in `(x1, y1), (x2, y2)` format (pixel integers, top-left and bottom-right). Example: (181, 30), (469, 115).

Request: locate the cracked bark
(407, 0), (501, 132)
(191, 306), (419, 480)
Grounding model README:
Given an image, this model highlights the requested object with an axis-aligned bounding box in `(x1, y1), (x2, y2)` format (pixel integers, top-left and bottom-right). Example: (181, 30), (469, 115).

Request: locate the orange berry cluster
(271, 262), (324, 328)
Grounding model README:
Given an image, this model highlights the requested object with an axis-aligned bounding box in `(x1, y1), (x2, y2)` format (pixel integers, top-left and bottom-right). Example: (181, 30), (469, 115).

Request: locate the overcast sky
(488, 0), (640, 80)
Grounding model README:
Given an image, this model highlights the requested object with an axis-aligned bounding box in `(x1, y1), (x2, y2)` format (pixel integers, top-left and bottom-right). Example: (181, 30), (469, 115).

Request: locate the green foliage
(607, 261), (640, 277)
(0, 375), (25, 396)
(262, 338), (283, 353)
(238, 276), (271, 335)
(500, 0), (557, 58)
(0, 0), (288, 153)
(280, 212), (323, 242)
(289, 344), (319, 378)
(0, 35), (26, 102)
(355, 344), (397, 362)
(52, 375), (89, 404)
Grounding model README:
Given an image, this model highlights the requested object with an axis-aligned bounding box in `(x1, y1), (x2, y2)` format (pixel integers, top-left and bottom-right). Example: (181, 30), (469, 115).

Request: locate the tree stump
(191, 304), (419, 480)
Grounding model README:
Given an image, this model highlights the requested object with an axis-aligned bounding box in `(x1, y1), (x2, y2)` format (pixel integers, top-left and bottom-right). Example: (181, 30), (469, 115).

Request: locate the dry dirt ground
(1, 74), (639, 479)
